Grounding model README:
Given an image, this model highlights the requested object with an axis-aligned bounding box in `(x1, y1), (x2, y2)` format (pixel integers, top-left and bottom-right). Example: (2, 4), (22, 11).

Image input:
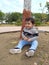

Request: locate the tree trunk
(20, 0), (31, 39)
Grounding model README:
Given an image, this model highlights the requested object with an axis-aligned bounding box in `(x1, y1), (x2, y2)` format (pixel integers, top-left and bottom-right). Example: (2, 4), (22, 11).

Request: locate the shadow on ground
(0, 32), (49, 65)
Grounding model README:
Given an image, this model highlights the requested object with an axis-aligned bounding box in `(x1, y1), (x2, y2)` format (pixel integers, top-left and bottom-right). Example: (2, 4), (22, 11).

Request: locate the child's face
(25, 21), (34, 29)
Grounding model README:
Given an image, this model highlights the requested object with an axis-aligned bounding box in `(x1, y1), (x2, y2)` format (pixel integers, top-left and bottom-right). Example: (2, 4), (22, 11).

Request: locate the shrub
(15, 20), (22, 26)
(35, 21), (42, 26)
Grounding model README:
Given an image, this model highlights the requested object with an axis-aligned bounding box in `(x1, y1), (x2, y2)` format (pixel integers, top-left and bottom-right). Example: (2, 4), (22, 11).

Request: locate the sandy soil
(0, 32), (49, 65)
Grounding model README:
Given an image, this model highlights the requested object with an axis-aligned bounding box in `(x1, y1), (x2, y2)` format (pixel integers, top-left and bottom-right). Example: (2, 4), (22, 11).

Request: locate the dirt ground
(0, 32), (49, 65)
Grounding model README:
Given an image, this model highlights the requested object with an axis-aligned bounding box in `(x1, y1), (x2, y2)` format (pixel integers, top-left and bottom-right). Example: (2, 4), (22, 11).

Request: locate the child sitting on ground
(9, 17), (39, 57)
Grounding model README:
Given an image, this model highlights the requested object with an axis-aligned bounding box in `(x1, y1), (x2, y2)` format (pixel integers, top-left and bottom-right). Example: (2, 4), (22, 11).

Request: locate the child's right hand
(23, 37), (28, 41)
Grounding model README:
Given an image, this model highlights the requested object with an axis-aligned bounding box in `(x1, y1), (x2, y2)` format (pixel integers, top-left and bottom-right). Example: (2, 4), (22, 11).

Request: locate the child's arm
(27, 35), (38, 42)
(28, 28), (39, 42)
(22, 31), (28, 41)
(21, 27), (25, 38)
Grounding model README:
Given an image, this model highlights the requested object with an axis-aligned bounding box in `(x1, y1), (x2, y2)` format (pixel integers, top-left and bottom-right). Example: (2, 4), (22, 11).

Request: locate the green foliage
(46, 2), (49, 21)
(47, 14), (49, 21)
(32, 13), (42, 22)
(0, 10), (5, 21)
(0, 10), (48, 26)
(5, 12), (22, 24)
(32, 13), (48, 25)
(15, 20), (22, 26)
(35, 21), (42, 26)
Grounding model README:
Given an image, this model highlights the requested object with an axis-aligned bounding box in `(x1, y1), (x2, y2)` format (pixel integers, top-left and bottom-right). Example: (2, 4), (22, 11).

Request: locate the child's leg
(16, 40), (28, 49)
(26, 40), (38, 57)
(9, 40), (29, 54)
(29, 40), (38, 50)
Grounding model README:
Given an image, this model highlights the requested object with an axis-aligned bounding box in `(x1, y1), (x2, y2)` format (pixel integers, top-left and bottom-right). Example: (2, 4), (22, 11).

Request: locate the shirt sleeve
(22, 31), (26, 38)
(22, 27), (26, 38)
(29, 36), (38, 41)
(30, 27), (39, 41)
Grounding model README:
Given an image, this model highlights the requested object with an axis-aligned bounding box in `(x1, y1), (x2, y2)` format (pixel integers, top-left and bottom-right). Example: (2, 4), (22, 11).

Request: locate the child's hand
(27, 38), (32, 42)
(24, 37), (28, 41)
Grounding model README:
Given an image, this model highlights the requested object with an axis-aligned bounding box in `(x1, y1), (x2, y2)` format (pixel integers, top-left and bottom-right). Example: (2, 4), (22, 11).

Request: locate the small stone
(34, 62), (37, 65)
(11, 41), (18, 44)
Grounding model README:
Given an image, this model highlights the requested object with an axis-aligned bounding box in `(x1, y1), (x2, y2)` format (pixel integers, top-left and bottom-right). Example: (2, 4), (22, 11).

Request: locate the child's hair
(25, 17), (35, 24)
